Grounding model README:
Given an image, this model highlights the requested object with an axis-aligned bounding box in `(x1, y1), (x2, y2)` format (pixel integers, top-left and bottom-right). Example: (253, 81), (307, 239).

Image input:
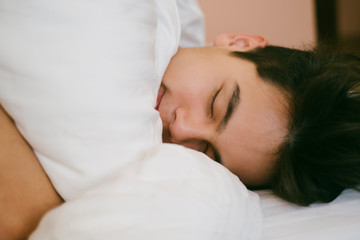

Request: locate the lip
(155, 85), (165, 111)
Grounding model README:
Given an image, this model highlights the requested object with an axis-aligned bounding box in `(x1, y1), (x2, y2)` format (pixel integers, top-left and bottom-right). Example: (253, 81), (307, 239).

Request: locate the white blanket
(31, 144), (262, 240)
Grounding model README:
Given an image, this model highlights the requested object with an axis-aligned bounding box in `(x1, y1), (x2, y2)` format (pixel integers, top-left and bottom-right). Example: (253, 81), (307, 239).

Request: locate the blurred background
(197, 0), (360, 56)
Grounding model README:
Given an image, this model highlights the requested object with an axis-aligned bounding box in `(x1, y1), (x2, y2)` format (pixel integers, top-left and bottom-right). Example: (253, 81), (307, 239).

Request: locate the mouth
(155, 85), (165, 111)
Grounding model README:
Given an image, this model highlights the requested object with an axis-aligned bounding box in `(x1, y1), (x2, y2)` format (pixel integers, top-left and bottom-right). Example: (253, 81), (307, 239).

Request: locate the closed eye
(203, 142), (222, 164)
(202, 142), (209, 154)
(210, 89), (221, 118)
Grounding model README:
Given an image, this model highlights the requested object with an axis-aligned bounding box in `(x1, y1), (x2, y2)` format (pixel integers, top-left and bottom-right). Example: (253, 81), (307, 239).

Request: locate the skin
(0, 105), (63, 239)
(157, 34), (289, 186)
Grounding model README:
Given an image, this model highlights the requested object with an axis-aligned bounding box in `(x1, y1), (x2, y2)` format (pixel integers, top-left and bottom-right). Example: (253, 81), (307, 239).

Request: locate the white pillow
(176, 0), (206, 47)
(0, 0), (170, 199)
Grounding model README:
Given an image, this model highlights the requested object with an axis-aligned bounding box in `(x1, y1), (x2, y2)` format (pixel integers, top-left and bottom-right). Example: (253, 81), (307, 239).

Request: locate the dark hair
(232, 45), (360, 206)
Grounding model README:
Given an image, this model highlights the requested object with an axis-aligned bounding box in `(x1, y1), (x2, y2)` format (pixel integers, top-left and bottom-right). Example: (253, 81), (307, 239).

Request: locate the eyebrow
(217, 83), (240, 133)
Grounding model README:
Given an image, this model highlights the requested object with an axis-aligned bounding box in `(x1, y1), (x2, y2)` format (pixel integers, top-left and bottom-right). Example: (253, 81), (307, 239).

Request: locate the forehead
(217, 66), (289, 185)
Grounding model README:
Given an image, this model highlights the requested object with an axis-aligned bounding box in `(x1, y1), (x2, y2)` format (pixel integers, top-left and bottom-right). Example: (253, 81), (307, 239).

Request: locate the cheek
(221, 138), (274, 186)
(218, 112), (271, 179)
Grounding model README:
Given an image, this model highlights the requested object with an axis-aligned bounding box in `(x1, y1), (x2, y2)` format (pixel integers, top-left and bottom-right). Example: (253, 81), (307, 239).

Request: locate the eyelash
(210, 89), (221, 118)
(203, 142), (222, 164)
(203, 143), (209, 154)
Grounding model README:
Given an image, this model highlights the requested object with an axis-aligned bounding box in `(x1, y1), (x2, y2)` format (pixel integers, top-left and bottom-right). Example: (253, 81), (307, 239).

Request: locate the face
(156, 46), (288, 186)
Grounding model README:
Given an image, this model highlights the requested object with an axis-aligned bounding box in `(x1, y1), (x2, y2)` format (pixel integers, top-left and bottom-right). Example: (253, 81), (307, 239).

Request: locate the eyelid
(202, 142), (209, 154)
(210, 89), (221, 118)
(213, 150), (221, 163)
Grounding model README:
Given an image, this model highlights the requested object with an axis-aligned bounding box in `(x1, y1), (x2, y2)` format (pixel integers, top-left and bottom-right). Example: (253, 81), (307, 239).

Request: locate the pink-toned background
(197, 0), (360, 52)
(197, 0), (316, 48)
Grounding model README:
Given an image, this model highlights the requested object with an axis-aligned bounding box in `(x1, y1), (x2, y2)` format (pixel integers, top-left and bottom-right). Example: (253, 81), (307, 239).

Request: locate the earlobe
(214, 33), (268, 51)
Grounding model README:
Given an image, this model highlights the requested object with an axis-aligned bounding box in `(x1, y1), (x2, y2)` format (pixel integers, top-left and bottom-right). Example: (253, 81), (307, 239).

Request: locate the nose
(169, 106), (211, 150)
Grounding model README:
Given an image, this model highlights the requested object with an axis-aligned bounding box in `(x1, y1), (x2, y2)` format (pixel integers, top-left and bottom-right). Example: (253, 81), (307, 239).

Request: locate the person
(1, 33), (360, 238)
(158, 34), (288, 188)
(158, 34), (360, 206)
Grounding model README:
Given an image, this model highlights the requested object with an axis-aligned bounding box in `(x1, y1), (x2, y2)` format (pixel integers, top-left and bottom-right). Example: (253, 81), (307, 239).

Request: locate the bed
(257, 189), (360, 239)
(0, 0), (359, 239)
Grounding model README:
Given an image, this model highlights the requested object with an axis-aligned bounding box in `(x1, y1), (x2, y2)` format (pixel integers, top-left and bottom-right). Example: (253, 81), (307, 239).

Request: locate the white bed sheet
(257, 189), (360, 240)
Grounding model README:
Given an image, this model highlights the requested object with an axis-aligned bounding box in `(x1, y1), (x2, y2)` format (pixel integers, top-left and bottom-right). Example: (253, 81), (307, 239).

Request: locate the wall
(197, 0), (316, 49)
(337, 0), (360, 39)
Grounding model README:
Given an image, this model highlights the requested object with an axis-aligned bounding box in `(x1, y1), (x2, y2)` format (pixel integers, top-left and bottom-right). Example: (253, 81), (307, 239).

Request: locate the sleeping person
(159, 34), (360, 205)
(1, 0), (360, 239)
(2, 33), (360, 239)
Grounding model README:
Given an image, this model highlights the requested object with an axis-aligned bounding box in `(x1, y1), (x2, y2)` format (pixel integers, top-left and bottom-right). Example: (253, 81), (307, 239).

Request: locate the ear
(213, 33), (268, 51)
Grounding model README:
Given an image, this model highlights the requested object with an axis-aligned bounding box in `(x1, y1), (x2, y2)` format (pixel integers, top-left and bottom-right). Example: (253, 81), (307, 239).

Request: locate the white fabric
(0, 0), (163, 199)
(176, 0), (205, 47)
(257, 189), (360, 240)
(31, 144), (263, 240)
(0, 0), (263, 239)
